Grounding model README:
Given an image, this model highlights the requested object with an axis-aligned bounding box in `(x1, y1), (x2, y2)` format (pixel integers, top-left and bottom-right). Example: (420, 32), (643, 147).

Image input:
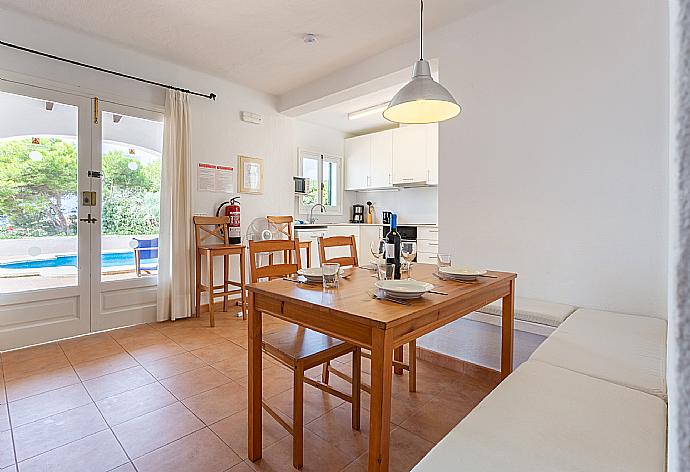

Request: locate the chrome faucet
(309, 203), (326, 224)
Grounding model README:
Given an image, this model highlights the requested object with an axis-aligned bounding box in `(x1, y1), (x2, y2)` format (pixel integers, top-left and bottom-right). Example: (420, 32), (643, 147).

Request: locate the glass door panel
(100, 111), (163, 282)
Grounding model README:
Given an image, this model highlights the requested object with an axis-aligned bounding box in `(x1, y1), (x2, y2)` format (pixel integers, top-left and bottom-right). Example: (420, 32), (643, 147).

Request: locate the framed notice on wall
(197, 163), (235, 193)
(238, 156), (264, 194)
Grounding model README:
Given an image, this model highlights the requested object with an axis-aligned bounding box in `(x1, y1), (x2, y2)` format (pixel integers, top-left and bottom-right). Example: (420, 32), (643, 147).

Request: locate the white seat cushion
(530, 308), (667, 400)
(412, 361), (667, 472)
(478, 296), (576, 327)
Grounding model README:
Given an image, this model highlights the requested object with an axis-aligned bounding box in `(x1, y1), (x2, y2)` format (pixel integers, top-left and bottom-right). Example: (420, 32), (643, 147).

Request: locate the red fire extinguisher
(215, 197), (241, 244)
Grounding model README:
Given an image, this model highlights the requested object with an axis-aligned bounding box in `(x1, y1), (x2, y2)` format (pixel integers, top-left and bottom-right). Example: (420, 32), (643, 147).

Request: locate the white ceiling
(0, 0), (496, 95)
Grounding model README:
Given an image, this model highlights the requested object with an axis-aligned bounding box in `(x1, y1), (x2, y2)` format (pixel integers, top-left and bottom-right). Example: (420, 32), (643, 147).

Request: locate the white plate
(439, 266), (487, 277)
(375, 280), (434, 296)
(298, 267), (323, 278)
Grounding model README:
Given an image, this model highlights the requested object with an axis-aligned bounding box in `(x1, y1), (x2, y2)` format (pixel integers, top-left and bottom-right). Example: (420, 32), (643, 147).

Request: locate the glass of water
(377, 261), (395, 280)
(322, 263), (340, 289)
(437, 253), (452, 268)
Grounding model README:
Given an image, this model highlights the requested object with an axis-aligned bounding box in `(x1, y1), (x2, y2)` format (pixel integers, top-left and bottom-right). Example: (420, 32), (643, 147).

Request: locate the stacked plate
(374, 280), (434, 300)
(438, 266), (487, 282)
(297, 267), (325, 284)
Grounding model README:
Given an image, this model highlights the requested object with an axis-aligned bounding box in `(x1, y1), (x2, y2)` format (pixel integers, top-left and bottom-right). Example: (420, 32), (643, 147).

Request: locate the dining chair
(318, 234), (418, 392)
(248, 238), (361, 469)
(266, 215), (312, 267)
(193, 216), (246, 326)
(131, 236), (158, 277)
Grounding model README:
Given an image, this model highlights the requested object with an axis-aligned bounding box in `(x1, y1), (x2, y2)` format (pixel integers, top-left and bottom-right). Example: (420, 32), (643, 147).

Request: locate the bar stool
(193, 216), (246, 326)
(318, 234), (418, 392)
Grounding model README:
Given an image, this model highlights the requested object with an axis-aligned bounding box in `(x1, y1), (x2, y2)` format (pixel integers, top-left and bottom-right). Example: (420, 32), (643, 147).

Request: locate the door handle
(79, 213), (98, 224)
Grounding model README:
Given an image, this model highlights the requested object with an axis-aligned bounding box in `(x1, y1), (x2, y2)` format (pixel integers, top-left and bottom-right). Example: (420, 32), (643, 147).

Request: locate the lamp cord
(419, 0), (424, 60)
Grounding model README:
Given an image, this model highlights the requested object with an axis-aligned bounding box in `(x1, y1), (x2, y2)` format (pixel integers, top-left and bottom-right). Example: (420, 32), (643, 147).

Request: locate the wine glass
(370, 238), (385, 262)
(401, 242), (417, 279)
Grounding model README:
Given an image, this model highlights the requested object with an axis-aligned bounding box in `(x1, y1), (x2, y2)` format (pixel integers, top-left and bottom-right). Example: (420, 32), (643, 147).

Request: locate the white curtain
(157, 90), (193, 321)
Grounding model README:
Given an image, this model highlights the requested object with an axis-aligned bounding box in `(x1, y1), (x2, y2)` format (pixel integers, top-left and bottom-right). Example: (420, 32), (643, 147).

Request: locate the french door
(0, 79), (163, 350)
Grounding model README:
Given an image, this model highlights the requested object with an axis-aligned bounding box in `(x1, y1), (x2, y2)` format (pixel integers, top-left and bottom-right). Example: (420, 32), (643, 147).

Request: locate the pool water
(0, 251), (157, 270)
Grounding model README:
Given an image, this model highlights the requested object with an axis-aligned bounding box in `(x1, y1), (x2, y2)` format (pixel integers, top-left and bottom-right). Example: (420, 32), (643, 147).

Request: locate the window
(298, 149), (342, 215)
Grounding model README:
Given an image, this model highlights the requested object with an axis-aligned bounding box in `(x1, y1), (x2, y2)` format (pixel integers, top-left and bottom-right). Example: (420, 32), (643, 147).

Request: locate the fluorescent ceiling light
(347, 102), (390, 120)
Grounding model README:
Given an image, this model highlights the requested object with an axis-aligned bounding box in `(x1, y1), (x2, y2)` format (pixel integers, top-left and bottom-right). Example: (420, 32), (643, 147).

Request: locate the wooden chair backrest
(318, 235), (359, 267)
(248, 239), (302, 283)
(266, 215), (294, 239)
(193, 215), (229, 247)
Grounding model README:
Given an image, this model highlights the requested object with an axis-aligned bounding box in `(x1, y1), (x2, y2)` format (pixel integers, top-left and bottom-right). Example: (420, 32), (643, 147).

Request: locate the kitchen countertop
(294, 222), (438, 228)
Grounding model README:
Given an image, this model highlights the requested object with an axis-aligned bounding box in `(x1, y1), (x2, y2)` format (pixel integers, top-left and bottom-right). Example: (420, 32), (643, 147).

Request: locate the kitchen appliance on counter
(383, 225), (417, 261)
(382, 211), (392, 224)
(351, 204), (365, 223)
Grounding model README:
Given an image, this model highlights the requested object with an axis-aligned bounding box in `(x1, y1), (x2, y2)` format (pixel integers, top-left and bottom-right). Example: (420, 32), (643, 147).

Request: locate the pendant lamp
(383, 0), (461, 124)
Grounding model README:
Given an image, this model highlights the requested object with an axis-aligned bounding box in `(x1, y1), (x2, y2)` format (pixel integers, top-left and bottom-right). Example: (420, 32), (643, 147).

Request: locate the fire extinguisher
(215, 197), (241, 244)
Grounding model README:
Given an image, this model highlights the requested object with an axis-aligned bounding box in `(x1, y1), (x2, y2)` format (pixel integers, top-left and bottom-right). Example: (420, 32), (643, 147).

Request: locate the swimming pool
(0, 251), (156, 270)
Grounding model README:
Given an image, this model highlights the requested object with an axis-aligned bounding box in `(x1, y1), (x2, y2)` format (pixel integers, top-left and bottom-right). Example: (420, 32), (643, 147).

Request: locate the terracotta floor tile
(5, 366), (79, 402)
(108, 323), (159, 342)
(61, 336), (124, 365)
(0, 465), (17, 472)
(109, 463), (136, 472)
(0, 405), (9, 432)
(83, 366), (155, 401)
(228, 462), (254, 472)
(398, 396), (476, 444)
(160, 366), (231, 400)
(352, 427), (434, 472)
(191, 340), (246, 364)
(126, 341), (186, 364)
(96, 382), (177, 426)
(167, 332), (228, 351)
(212, 354), (276, 381)
(249, 428), (351, 472)
(305, 403), (369, 461)
(12, 404), (107, 462)
(0, 430), (13, 468)
(2, 352), (70, 382)
(133, 427), (241, 472)
(1, 343), (63, 366)
(236, 365), (293, 399)
(9, 383), (92, 427)
(141, 352), (207, 380)
(17, 429), (128, 472)
(210, 409), (289, 460)
(116, 332), (173, 351)
(72, 352), (139, 381)
(112, 402), (204, 459)
(182, 381), (246, 425)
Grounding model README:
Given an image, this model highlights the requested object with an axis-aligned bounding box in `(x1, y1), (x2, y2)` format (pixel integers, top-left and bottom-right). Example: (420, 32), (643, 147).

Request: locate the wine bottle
(385, 213), (402, 279)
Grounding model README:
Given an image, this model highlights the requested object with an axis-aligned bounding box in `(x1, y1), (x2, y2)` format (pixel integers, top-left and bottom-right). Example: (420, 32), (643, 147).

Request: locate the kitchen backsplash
(348, 186), (438, 224)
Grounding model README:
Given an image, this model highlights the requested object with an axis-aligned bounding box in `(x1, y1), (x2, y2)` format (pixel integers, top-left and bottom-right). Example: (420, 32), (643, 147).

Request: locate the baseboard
(416, 345), (501, 384)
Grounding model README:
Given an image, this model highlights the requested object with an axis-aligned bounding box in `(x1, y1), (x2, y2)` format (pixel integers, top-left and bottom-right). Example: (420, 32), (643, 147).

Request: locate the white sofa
(413, 308), (668, 472)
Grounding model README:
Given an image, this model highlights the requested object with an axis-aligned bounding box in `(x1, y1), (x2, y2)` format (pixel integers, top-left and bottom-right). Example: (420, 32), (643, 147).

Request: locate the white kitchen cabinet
(323, 225), (360, 263)
(345, 130), (393, 190)
(359, 225), (383, 264)
(417, 225), (439, 266)
(425, 124), (439, 185)
(344, 134), (371, 190)
(370, 131), (393, 188)
(391, 124), (438, 186)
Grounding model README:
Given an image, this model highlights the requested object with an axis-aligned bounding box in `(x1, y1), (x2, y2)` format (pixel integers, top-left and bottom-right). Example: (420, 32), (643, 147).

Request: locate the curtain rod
(0, 40), (217, 100)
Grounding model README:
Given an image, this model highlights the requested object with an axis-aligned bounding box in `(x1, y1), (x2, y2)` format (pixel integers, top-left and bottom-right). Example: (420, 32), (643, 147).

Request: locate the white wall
(280, 0), (669, 318)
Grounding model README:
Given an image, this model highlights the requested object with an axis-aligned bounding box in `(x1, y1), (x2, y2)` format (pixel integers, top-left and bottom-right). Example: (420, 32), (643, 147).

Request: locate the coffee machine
(351, 204), (365, 223)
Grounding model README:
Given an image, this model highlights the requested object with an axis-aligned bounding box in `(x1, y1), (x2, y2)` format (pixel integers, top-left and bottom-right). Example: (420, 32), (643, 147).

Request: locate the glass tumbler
(377, 261), (395, 281)
(321, 263), (340, 289)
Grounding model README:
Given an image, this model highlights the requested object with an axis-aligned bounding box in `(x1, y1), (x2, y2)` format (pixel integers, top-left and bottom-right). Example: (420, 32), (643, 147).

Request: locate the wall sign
(197, 163), (235, 193)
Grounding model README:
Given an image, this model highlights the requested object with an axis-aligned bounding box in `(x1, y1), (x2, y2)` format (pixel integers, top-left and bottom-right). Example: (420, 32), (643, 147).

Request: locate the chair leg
(394, 346), (404, 375)
(293, 364), (304, 469)
(207, 252), (215, 327)
(223, 254), (229, 312)
(195, 251), (202, 317)
(409, 340), (417, 393)
(321, 361), (330, 384)
(239, 251), (247, 320)
(352, 348), (361, 431)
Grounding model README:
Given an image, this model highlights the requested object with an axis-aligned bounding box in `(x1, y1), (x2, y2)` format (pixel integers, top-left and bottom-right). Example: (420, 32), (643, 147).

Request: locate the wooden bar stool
(193, 216), (246, 326)
(248, 238), (361, 469)
(318, 234), (418, 392)
(266, 215), (312, 267)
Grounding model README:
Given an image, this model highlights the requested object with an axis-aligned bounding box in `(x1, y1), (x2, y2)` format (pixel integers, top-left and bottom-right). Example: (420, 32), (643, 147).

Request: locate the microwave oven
(293, 176), (308, 194)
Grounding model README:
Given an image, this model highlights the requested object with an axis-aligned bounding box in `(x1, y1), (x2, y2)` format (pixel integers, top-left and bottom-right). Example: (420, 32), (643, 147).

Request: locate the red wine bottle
(385, 213), (401, 279)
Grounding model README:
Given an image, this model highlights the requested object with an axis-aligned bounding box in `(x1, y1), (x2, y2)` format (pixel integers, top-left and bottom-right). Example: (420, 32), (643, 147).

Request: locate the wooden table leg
(368, 328), (394, 472)
(501, 279), (515, 379)
(247, 290), (263, 461)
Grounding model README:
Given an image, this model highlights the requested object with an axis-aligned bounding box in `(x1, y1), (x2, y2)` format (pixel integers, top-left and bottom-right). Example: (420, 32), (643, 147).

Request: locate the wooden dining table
(247, 263), (517, 472)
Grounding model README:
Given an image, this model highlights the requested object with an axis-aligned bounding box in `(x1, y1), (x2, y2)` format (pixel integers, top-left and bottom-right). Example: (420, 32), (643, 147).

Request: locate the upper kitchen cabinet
(391, 123), (438, 186)
(345, 129), (393, 190)
(344, 134), (371, 190)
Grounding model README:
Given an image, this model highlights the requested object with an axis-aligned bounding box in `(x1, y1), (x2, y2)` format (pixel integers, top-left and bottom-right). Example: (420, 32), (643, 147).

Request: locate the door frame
(0, 79), (93, 349)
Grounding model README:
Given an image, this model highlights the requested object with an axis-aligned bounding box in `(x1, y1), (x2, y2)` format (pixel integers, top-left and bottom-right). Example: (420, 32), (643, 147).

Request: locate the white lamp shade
(383, 60), (461, 124)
